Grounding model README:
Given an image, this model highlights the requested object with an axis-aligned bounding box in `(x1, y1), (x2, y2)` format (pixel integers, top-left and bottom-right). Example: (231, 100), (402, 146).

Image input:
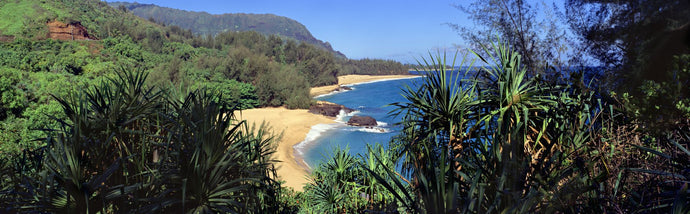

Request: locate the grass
(0, 1), (36, 36)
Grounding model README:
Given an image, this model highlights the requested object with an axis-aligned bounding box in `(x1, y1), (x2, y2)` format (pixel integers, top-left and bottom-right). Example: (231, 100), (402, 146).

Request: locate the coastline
(240, 74), (420, 191)
(310, 74), (420, 97)
(238, 107), (335, 192)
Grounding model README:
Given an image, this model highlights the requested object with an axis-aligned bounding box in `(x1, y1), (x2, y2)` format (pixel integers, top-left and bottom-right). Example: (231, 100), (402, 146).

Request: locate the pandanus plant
(364, 38), (609, 213)
(0, 70), (281, 213)
(303, 146), (367, 213)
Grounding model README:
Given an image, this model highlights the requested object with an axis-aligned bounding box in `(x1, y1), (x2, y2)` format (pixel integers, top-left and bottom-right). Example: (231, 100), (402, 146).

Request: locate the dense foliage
(292, 41), (690, 213)
(0, 71), (288, 213)
(3, 38), (687, 213)
(565, 0), (690, 131)
(0, 0), (407, 153)
(339, 58), (410, 76)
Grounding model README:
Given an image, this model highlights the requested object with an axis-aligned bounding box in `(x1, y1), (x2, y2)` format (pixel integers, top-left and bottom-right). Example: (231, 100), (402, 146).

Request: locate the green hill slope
(0, 0), (157, 39)
(107, 2), (345, 58)
(0, 0), (406, 153)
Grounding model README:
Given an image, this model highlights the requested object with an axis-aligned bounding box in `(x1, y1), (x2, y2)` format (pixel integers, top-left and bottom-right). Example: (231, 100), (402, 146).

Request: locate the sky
(105, 0), (473, 63)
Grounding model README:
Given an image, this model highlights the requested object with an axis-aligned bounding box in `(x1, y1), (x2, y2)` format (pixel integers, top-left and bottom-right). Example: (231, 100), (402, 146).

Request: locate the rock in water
(309, 101), (353, 117)
(332, 85), (352, 93)
(347, 115), (378, 127)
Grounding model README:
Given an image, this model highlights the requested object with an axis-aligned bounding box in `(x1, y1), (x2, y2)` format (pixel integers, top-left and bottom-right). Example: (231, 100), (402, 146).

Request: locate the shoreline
(240, 74), (420, 191)
(238, 107), (335, 192)
(310, 74), (420, 97)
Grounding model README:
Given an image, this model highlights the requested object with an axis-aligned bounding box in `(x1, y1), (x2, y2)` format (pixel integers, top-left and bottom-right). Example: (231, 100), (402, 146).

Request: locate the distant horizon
(103, 0), (471, 63)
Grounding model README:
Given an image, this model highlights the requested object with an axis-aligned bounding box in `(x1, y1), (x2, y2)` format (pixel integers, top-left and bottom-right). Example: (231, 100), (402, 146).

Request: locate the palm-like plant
(303, 146), (365, 213)
(157, 90), (257, 213)
(390, 51), (477, 175)
(359, 144), (400, 211)
(465, 38), (561, 212)
(383, 50), (478, 213)
(37, 70), (166, 213)
(367, 38), (609, 213)
(0, 70), (282, 213)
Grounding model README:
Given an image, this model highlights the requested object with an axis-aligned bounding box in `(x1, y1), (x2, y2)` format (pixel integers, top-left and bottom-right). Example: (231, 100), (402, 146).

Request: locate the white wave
(293, 123), (341, 155)
(313, 87), (356, 99)
(313, 90), (343, 99)
(335, 109), (359, 123)
(345, 120), (392, 133)
(354, 127), (391, 133)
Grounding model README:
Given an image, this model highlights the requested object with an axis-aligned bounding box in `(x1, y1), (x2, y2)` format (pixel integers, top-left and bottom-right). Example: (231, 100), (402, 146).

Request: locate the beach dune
(240, 74), (418, 191)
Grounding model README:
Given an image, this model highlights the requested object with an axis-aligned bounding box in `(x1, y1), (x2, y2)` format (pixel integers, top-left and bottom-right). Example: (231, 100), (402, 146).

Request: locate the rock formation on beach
(309, 101), (353, 117)
(347, 115), (378, 127)
(332, 85), (352, 93)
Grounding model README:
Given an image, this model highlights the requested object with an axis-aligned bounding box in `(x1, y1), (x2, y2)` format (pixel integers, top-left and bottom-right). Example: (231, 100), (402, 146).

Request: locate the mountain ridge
(107, 2), (345, 58)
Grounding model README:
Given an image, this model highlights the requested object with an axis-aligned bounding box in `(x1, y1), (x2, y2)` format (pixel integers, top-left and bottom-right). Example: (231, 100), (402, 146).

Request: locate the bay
(295, 77), (423, 168)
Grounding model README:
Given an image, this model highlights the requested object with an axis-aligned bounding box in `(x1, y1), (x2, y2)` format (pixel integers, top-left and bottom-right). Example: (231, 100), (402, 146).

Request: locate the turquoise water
(295, 77), (423, 168)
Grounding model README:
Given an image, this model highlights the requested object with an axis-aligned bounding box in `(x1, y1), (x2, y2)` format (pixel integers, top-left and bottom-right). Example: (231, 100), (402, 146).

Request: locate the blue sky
(106, 0), (472, 63)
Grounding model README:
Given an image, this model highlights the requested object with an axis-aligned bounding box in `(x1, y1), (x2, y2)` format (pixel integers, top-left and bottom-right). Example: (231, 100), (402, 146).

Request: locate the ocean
(293, 66), (605, 169)
(295, 76), (423, 169)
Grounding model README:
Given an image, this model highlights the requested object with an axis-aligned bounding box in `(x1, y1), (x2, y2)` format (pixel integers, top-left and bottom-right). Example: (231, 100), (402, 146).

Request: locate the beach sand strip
(240, 74), (420, 191)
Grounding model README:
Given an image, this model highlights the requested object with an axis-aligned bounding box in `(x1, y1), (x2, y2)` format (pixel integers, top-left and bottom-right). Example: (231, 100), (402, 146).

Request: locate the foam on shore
(313, 87), (354, 99)
(293, 107), (396, 169)
(348, 121), (391, 133)
(293, 123), (341, 163)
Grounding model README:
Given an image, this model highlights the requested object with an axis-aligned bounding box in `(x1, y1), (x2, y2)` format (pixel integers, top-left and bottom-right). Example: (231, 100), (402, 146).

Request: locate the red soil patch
(0, 35), (14, 42)
(47, 21), (97, 41)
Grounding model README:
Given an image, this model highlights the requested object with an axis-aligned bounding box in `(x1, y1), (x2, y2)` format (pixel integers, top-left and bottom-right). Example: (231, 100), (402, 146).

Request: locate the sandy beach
(238, 107), (334, 191)
(240, 74), (419, 191)
(311, 74), (420, 97)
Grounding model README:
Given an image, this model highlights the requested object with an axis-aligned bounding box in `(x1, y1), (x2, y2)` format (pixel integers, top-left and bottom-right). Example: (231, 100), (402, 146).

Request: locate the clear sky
(105, 0), (471, 63)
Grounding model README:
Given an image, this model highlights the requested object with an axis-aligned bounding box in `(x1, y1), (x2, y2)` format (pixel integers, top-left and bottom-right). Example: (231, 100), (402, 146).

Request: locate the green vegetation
(0, 0), (407, 153)
(288, 41), (690, 213)
(3, 37), (687, 213)
(1, 0), (688, 213)
(0, 1), (37, 36)
(565, 0), (690, 132)
(1, 71), (284, 212)
(339, 58), (410, 75)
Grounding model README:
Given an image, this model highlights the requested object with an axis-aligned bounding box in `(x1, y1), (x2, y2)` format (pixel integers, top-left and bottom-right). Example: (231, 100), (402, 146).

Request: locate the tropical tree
(453, 0), (572, 77)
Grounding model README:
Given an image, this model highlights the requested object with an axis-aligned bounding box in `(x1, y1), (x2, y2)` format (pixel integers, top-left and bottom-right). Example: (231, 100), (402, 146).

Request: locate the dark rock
(347, 115), (378, 127)
(332, 85), (352, 92)
(309, 101), (353, 117)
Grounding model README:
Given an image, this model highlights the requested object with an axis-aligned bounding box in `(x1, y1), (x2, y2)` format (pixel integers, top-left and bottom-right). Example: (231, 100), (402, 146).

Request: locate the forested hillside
(107, 1), (345, 58)
(0, 0), (407, 154)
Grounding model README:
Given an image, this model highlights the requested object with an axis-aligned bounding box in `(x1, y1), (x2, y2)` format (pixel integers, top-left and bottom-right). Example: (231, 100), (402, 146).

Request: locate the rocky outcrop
(309, 101), (353, 117)
(347, 115), (378, 127)
(47, 21), (96, 41)
(332, 85), (352, 93)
